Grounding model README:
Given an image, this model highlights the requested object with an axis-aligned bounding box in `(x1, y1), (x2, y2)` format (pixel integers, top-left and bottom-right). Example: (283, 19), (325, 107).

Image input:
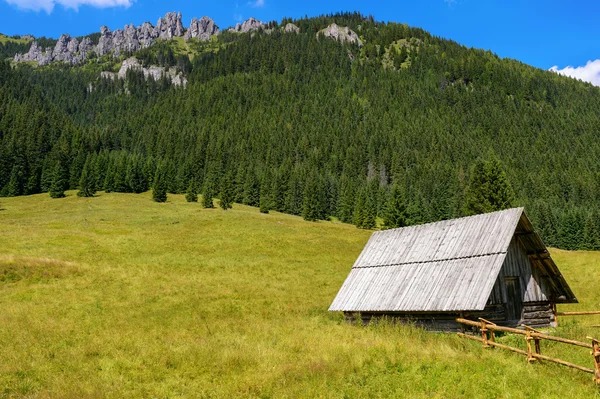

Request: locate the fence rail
(557, 311), (600, 316)
(456, 318), (600, 385)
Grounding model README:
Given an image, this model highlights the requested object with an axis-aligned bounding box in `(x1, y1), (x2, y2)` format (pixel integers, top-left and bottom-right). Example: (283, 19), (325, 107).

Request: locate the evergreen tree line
(2, 12), (600, 250)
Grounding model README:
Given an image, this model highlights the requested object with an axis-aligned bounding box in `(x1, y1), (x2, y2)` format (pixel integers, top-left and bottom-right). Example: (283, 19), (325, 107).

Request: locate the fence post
(481, 320), (489, 348)
(526, 329), (537, 363)
(590, 337), (600, 385)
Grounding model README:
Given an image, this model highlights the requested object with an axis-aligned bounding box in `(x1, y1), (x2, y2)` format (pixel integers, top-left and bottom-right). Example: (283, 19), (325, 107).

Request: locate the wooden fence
(456, 318), (600, 385)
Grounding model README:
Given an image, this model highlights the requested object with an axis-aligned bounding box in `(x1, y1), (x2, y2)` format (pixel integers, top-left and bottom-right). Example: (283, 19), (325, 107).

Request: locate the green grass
(1, 192), (599, 398)
(0, 34), (31, 45)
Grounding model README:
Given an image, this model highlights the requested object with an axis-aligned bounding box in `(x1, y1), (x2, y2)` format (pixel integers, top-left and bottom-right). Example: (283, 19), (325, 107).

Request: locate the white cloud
(4, 0), (133, 13)
(549, 60), (600, 87)
(248, 0), (264, 8)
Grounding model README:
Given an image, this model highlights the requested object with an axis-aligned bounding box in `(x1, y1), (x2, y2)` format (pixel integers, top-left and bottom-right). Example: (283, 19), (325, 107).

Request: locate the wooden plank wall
(488, 237), (553, 305)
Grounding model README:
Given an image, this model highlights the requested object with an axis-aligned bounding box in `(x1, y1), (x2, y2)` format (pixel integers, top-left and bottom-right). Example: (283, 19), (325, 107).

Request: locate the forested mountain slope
(1, 12), (600, 249)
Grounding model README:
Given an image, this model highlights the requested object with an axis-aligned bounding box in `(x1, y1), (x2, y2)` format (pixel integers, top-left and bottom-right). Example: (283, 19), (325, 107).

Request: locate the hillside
(1, 192), (600, 397)
(2, 12), (600, 250)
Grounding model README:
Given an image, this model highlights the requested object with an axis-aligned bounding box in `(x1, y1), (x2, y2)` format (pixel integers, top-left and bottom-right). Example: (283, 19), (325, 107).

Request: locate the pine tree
(337, 175), (356, 223)
(127, 156), (147, 194)
(202, 179), (215, 208)
(582, 210), (600, 251)
(152, 166), (167, 203)
(302, 172), (323, 222)
(243, 170), (260, 207)
(7, 165), (23, 197)
(185, 179), (198, 202)
(77, 156), (96, 198)
(259, 176), (272, 214)
(383, 184), (407, 229)
(464, 152), (515, 215)
(362, 189), (377, 229)
(219, 171), (234, 210)
(49, 162), (67, 199)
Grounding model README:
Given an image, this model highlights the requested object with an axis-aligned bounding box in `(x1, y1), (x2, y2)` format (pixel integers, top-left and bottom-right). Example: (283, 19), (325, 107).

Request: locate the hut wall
(487, 237), (556, 327)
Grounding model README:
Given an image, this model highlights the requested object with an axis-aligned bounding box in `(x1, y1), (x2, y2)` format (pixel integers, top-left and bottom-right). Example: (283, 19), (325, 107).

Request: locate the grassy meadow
(1, 192), (600, 398)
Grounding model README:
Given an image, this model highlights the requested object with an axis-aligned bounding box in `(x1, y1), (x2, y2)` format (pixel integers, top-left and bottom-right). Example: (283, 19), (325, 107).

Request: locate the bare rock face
(123, 24), (140, 52)
(241, 17), (264, 32)
(39, 47), (54, 66)
(228, 17), (264, 33)
(52, 34), (72, 63)
(117, 56), (187, 87)
(228, 23), (242, 33)
(184, 16), (220, 41)
(284, 23), (300, 33)
(138, 22), (156, 48)
(319, 23), (363, 46)
(96, 26), (113, 56)
(67, 37), (79, 54)
(14, 41), (43, 62)
(13, 11), (211, 69)
(155, 12), (184, 40)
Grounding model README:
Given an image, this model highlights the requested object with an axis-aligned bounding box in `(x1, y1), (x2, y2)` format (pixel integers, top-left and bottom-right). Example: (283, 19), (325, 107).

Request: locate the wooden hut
(329, 208), (577, 331)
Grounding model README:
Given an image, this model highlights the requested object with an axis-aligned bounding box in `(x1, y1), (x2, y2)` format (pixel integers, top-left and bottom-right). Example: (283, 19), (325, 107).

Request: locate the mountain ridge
(1, 11), (600, 251)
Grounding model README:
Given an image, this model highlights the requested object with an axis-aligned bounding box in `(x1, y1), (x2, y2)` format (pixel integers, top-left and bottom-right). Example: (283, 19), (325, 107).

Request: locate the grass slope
(0, 34), (31, 45)
(0, 192), (599, 398)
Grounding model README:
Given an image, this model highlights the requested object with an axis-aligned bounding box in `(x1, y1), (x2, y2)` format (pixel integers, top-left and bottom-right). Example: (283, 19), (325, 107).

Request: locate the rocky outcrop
(138, 22), (156, 48)
(318, 23), (363, 46)
(14, 11), (189, 66)
(228, 17), (264, 33)
(52, 34), (73, 63)
(184, 16), (220, 41)
(14, 41), (43, 63)
(156, 12), (184, 40)
(283, 23), (300, 33)
(101, 57), (187, 87)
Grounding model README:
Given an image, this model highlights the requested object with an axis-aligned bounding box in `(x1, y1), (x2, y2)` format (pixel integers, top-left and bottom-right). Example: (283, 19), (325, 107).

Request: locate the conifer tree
(185, 179), (198, 202)
(202, 179), (215, 209)
(243, 170), (260, 207)
(583, 210), (600, 251)
(302, 172), (323, 221)
(362, 189), (377, 229)
(219, 171), (234, 210)
(152, 165), (167, 203)
(337, 175), (356, 223)
(7, 165), (23, 197)
(77, 156), (96, 197)
(127, 156), (147, 194)
(259, 177), (272, 214)
(49, 162), (68, 199)
(465, 152), (515, 215)
(383, 184), (407, 229)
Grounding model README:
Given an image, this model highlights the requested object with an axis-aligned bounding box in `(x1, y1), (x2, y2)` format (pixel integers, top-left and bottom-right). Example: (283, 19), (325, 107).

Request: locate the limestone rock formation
(319, 23), (363, 46)
(13, 11), (219, 71)
(52, 34), (73, 63)
(96, 26), (114, 56)
(184, 16), (220, 41)
(228, 17), (264, 33)
(14, 41), (43, 62)
(40, 47), (54, 66)
(283, 23), (300, 33)
(155, 12), (184, 40)
(102, 57), (187, 87)
(138, 22), (156, 48)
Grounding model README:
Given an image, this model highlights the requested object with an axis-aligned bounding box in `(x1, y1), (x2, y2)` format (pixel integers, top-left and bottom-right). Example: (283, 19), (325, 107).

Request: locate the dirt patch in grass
(0, 256), (82, 283)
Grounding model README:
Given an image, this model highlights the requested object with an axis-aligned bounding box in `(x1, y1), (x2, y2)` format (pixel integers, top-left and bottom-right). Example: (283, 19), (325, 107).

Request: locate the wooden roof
(329, 208), (577, 313)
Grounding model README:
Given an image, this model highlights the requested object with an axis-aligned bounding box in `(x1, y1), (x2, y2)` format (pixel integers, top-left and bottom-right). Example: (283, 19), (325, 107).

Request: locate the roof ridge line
(355, 251), (508, 269)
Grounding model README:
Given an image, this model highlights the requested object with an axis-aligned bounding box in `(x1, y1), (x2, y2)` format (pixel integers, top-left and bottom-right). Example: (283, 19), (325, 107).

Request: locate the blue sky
(1, 0), (599, 83)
